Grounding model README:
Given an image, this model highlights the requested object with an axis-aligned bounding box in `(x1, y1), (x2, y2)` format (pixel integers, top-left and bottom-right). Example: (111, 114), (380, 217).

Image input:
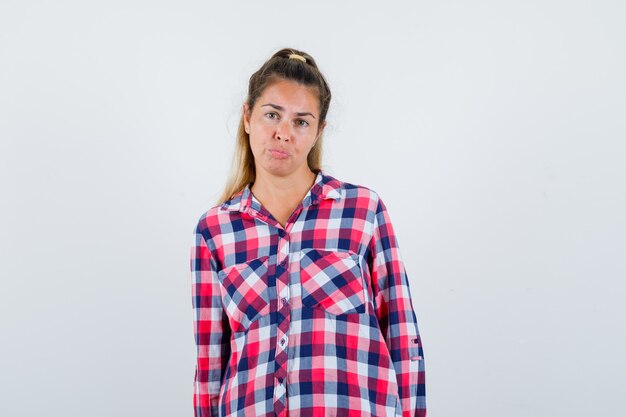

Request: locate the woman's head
(245, 49), (331, 135)
(217, 48), (332, 205)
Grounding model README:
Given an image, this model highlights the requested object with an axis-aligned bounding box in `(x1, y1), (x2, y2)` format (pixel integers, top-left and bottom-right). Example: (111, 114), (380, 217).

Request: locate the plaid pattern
(190, 169), (426, 417)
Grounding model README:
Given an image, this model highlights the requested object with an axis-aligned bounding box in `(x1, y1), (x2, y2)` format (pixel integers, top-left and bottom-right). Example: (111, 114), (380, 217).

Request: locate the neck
(251, 167), (318, 204)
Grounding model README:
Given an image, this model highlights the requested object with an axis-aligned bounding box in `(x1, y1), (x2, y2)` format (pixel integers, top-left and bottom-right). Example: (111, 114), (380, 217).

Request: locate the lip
(268, 148), (289, 159)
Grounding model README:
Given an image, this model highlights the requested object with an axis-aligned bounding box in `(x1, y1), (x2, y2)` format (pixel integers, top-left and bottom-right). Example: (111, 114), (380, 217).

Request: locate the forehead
(257, 79), (320, 113)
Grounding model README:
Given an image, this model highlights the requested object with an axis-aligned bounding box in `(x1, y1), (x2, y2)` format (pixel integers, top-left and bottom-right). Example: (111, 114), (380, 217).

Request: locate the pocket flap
(300, 249), (365, 315)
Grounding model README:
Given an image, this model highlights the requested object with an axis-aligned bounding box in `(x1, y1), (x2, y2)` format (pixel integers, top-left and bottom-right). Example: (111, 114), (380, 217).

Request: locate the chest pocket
(299, 249), (366, 315)
(217, 256), (271, 333)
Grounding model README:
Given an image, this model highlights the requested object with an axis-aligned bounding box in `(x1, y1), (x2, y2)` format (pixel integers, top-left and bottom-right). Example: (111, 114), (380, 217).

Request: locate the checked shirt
(190, 169), (426, 417)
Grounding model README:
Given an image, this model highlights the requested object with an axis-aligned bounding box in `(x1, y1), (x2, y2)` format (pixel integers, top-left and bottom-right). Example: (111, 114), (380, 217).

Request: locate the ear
(243, 103), (251, 134)
(315, 120), (327, 143)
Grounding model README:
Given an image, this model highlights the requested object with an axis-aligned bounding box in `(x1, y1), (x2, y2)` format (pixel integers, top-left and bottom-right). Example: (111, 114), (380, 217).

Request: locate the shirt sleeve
(367, 195), (427, 417)
(190, 223), (231, 417)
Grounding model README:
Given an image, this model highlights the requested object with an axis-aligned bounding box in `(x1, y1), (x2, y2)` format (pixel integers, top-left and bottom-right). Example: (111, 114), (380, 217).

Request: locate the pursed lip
(268, 148), (289, 156)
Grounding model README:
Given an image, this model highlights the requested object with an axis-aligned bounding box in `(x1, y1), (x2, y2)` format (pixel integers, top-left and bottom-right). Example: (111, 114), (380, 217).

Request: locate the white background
(1, 1), (625, 416)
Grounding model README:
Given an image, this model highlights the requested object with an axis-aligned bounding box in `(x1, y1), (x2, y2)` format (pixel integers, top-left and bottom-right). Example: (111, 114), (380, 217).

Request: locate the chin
(261, 163), (292, 175)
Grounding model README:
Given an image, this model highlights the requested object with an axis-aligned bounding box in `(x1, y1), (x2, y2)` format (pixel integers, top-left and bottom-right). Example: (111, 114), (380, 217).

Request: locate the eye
(296, 119), (309, 127)
(265, 112), (279, 119)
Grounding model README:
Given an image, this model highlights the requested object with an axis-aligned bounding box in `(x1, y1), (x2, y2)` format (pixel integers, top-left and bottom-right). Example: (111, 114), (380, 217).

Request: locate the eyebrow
(261, 103), (316, 119)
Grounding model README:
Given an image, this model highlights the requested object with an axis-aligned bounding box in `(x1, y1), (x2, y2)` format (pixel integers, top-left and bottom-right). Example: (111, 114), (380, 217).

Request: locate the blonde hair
(215, 47), (332, 206)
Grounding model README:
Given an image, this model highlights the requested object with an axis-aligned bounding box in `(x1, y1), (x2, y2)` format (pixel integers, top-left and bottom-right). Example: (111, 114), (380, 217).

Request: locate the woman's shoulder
(191, 189), (244, 236)
(191, 205), (222, 238)
(326, 172), (383, 206)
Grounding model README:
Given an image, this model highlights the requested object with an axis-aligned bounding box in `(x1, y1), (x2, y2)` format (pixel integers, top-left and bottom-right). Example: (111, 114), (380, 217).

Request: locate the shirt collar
(219, 168), (344, 214)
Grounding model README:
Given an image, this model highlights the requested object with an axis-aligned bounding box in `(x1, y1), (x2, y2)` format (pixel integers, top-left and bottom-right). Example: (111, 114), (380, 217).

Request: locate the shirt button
(280, 258), (287, 266)
(278, 229), (285, 237)
(277, 377), (284, 384)
(281, 297), (288, 305)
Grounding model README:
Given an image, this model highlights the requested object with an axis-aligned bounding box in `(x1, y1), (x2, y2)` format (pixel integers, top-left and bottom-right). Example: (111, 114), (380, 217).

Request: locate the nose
(275, 119), (290, 142)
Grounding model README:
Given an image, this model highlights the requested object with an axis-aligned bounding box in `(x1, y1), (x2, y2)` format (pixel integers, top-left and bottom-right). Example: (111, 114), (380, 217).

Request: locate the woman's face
(243, 78), (325, 179)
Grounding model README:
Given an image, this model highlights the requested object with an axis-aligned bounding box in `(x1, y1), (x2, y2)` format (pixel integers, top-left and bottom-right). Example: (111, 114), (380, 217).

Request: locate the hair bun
(288, 53), (307, 63)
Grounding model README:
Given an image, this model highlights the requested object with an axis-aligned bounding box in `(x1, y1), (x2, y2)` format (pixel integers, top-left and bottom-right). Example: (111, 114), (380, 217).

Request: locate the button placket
(277, 238), (290, 267)
(273, 228), (290, 416)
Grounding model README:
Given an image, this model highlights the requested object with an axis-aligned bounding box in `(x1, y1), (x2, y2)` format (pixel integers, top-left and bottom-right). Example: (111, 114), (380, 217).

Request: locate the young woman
(190, 47), (426, 417)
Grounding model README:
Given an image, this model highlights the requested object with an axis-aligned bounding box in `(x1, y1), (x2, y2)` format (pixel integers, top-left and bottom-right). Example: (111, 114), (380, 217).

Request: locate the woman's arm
(368, 195), (427, 417)
(190, 224), (231, 417)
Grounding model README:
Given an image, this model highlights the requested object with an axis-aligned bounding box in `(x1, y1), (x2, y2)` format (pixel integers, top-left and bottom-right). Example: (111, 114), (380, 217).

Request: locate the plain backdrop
(1, 1), (625, 416)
